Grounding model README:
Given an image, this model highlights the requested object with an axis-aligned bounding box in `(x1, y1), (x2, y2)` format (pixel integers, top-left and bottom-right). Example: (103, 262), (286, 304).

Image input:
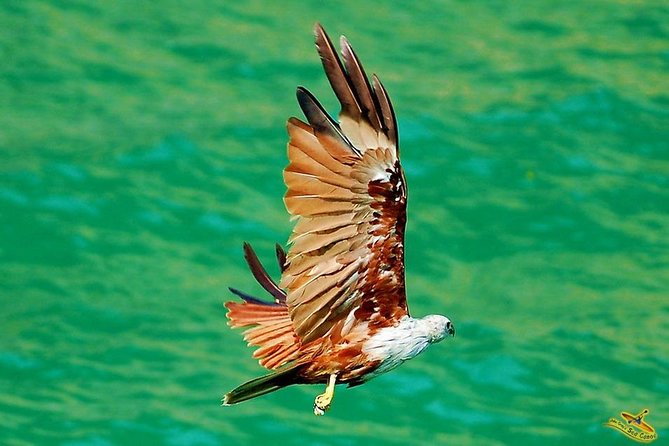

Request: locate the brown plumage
(223, 24), (454, 415)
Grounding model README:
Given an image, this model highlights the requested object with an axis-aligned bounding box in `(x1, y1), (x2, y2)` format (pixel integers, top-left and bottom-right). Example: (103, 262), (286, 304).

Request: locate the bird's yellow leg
(313, 374), (337, 416)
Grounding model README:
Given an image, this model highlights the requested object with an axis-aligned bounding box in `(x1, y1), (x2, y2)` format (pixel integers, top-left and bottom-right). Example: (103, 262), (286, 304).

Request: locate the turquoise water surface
(1, 1), (668, 445)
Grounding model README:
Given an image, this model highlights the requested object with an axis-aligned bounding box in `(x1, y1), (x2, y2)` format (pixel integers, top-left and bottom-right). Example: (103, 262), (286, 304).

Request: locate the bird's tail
(225, 242), (301, 370)
(223, 364), (302, 405)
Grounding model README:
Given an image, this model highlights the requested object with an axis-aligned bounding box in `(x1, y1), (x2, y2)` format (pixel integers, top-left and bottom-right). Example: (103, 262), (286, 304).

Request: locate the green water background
(1, 1), (668, 445)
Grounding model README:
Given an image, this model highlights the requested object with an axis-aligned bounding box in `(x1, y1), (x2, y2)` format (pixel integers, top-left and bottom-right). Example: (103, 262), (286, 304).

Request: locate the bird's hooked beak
(447, 321), (456, 337)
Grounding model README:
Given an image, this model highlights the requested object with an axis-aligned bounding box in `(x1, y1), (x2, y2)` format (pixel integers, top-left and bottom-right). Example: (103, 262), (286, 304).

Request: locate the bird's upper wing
(280, 24), (409, 344)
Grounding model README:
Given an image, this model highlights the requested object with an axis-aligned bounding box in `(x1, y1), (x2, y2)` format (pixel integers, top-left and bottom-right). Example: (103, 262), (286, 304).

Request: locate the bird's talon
(313, 374), (336, 416)
(313, 394), (331, 416)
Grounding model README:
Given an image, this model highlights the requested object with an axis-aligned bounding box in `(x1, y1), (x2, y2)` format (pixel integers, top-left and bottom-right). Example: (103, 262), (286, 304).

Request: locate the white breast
(361, 316), (433, 380)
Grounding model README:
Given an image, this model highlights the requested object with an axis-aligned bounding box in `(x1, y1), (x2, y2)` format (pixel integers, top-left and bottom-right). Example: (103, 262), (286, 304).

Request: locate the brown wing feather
(313, 24), (396, 154)
(314, 24), (362, 122)
(281, 24), (408, 344)
(339, 36), (382, 132)
(225, 301), (301, 370)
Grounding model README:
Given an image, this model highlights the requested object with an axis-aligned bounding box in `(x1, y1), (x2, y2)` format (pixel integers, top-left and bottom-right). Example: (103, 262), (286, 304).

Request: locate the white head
(421, 314), (455, 343)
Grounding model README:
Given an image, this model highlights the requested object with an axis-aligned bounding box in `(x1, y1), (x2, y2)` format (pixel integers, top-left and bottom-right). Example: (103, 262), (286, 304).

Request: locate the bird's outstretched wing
(281, 24), (409, 344)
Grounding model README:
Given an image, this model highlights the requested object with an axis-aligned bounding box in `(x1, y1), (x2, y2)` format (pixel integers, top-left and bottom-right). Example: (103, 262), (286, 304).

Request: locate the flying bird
(223, 24), (455, 416)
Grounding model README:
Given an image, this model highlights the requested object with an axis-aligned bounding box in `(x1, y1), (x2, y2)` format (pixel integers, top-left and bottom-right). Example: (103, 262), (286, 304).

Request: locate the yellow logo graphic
(605, 408), (658, 443)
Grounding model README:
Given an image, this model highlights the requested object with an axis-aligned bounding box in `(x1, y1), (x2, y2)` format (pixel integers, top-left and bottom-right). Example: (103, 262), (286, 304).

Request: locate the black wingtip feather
(311, 24), (399, 151)
(228, 287), (273, 305)
(241, 242), (286, 304)
(275, 244), (287, 273)
(314, 23), (362, 120)
(296, 87), (359, 156)
(338, 36), (383, 131)
(371, 74), (398, 150)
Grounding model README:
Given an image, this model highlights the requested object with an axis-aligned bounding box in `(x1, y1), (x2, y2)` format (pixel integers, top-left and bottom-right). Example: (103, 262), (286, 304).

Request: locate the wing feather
(372, 74), (398, 151)
(290, 213), (356, 239)
(339, 36), (382, 134)
(313, 24), (398, 154)
(225, 301), (301, 370)
(313, 24), (362, 121)
(289, 224), (360, 256)
(287, 119), (353, 176)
